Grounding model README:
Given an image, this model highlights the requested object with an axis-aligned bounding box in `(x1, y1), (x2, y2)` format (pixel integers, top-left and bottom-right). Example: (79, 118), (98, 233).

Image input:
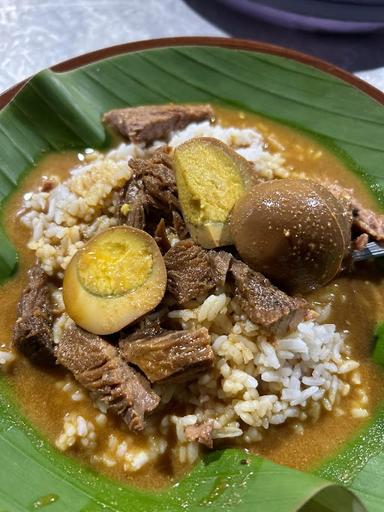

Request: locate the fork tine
(352, 241), (384, 262)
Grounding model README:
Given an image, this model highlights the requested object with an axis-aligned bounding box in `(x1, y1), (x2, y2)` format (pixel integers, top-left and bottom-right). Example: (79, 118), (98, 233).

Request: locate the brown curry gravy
(1, 106), (384, 488)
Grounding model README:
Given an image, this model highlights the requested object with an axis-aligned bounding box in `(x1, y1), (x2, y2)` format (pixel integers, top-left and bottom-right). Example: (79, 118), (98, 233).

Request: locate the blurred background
(1, 0), (384, 93)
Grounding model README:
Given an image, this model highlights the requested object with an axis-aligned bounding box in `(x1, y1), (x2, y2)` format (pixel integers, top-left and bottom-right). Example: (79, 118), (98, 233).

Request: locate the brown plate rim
(1, 36), (384, 111)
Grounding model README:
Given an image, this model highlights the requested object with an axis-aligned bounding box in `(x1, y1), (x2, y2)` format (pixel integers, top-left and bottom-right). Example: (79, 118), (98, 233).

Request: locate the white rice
(20, 145), (142, 277)
(55, 413), (97, 451)
(161, 293), (363, 452)
(91, 432), (168, 472)
(0, 349), (16, 370)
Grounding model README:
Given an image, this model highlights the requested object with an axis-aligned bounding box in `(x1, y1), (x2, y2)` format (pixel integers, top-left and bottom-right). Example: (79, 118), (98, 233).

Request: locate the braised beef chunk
(185, 420), (214, 448)
(230, 260), (308, 334)
(103, 104), (214, 144)
(56, 325), (160, 432)
(13, 265), (55, 366)
(119, 327), (213, 383)
(119, 147), (180, 232)
(209, 250), (232, 288)
(165, 241), (232, 305)
(328, 183), (384, 242)
(164, 240), (216, 305)
(165, 240), (232, 305)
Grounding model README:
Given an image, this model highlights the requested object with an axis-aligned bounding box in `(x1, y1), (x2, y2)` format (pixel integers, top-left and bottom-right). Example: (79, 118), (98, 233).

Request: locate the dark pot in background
(217, 0), (384, 32)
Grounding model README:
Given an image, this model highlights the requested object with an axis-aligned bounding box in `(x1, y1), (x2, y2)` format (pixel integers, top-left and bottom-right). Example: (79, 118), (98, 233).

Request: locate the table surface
(1, 0), (384, 93)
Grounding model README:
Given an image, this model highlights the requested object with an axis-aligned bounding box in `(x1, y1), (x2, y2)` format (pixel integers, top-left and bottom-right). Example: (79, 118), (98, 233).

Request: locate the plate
(1, 37), (384, 512)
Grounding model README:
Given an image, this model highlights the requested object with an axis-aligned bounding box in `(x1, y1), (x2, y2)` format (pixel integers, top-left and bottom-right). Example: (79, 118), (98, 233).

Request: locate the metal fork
(352, 241), (384, 262)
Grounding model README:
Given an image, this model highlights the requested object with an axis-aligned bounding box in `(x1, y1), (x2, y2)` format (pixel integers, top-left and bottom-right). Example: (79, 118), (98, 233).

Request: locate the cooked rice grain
(94, 433), (168, 472)
(165, 293), (363, 444)
(0, 349), (16, 370)
(55, 413), (97, 451)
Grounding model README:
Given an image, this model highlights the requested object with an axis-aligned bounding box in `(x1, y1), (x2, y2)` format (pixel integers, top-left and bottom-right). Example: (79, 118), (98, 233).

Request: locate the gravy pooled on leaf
(63, 226), (167, 334)
(230, 178), (351, 293)
(174, 137), (257, 248)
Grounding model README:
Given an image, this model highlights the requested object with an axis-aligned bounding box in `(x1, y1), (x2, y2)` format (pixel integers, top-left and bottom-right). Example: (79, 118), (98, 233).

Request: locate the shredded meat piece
(328, 182), (384, 241)
(119, 327), (213, 383)
(13, 265), (55, 365)
(352, 233), (369, 251)
(40, 176), (58, 192)
(131, 148), (179, 212)
(209, 250), (232, 288)
(185, 420), (214, 448)
(103, 104), (214, 144)
(172, 210), (189, 239)
(154, 218), (172, 253)
(123, 317), (165, 343)
(164, 240), (218, 304)
(56, 325), (160, 432)
(326, 183), (353, 214)
(119, 147), (180, 233)
(230, 260), (308, 335)
(353, 204), (384, 241)
(154, 214), (189, 254)
(120, 168), (146, 229)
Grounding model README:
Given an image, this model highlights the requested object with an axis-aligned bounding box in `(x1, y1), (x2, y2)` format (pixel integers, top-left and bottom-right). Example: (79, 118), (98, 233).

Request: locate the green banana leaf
(1, 44), (384, 512)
